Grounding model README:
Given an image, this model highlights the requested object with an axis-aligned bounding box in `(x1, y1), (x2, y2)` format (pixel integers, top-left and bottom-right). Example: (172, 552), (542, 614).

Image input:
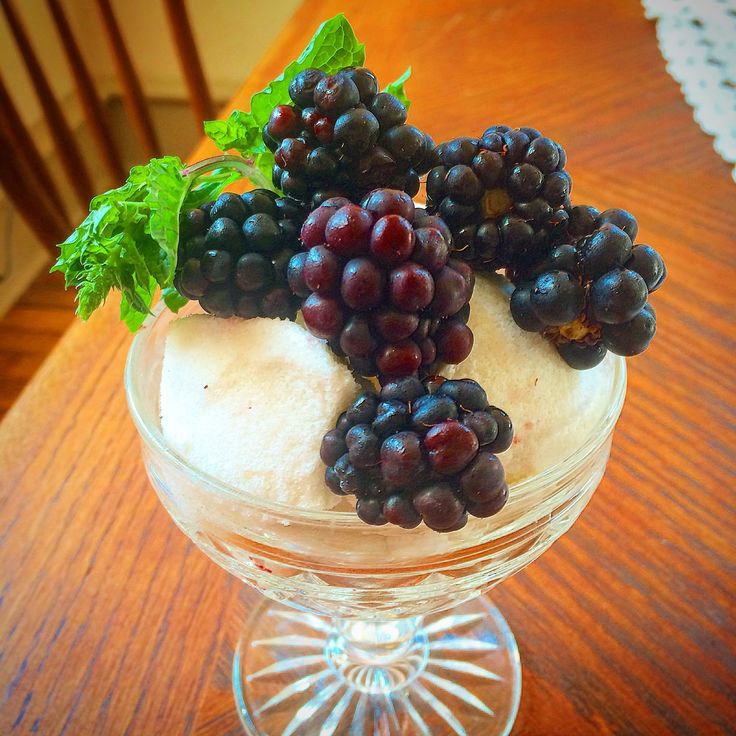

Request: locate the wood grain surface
(0, 269), (75, 420)
(1, 0), (735, 734)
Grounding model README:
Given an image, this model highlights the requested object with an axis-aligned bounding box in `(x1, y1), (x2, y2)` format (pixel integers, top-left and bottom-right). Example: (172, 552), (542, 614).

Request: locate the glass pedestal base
(233, 596), (521, 736)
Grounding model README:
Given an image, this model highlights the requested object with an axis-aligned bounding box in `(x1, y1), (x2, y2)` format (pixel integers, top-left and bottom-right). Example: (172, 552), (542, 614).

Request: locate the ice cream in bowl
(124, 274), (626, 734)
(56, 14), (662, 736)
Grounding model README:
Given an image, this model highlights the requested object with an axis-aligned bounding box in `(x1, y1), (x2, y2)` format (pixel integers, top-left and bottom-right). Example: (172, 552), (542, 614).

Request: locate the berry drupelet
(289, 189), (474, 380)
(175, 190), (308, 319)
(264, 66), (436, 207)
(321, 376), (513, 532)
(508, 207), (666, 368)
(426, 125), (571, 272)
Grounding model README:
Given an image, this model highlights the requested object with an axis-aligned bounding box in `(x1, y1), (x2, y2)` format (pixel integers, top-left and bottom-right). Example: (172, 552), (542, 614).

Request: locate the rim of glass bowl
(125, 301), (627, 525)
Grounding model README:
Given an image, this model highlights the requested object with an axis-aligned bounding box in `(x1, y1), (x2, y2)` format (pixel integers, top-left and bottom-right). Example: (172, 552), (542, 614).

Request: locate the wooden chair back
(0, 0), (214, 254)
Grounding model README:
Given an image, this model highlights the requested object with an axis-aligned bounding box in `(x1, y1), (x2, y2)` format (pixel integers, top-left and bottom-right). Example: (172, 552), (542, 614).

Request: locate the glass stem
(335, 616), (423, 662)
(326, 616), (429, 694)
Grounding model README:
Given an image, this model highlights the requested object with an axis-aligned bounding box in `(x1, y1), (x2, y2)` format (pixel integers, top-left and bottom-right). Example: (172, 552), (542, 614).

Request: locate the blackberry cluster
(321, 376), (513, 532)
(287, 189), (475, 379)
(264, 66), (436, 207)
(175, 190), (308, 319)
(509, 207), (666, 368)
(426, 125), (570, 271)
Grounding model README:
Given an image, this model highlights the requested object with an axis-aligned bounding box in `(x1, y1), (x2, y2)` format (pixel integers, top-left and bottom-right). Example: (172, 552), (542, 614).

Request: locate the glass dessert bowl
(126, 302), (627, 736)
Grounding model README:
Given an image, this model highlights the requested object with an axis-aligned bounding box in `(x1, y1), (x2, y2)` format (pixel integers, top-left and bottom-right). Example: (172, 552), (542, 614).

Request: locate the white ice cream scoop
(160, 315), (360, 510)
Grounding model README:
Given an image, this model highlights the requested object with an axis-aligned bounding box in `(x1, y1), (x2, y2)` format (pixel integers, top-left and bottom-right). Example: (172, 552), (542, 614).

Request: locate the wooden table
(2, 1), (734, 733)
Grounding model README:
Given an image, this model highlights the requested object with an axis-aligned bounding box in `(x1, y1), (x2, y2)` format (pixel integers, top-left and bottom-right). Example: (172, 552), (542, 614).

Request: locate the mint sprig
(54, 15), (415, 333)
(204, 14), (411, 186)
(52, 156), (238, 331)
(384, 66), (412, 110)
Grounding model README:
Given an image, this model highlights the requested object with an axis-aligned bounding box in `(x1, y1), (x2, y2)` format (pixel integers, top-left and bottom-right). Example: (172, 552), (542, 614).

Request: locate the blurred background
(0, 0), (300, 417)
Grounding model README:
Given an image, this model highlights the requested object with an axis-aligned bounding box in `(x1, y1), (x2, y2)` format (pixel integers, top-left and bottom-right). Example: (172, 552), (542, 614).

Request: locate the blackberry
(289, 191), (474, 380)
(266, 66), (434, 206)
(426, 126), (571, 271)
(601, 303), (656, 356)
(555, 341), (607, 370)
(506, 207), (666, 368)
(175, 190), (307, 319)
(530, 271), (585, 326)
(590, 269), (648, 324)
(627, 244), (666, 292)
(322, 377), (513, 532)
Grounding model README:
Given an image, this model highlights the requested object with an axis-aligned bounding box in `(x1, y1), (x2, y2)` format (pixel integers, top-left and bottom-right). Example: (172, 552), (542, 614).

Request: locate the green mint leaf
(384, 66), (412, 110)
(203, 111), (260, 157)
(248, 14), (364, 126)
(205, 13), (365, 188)
(120, 277), (155, 331)
(162, 285), (188, 313)
(142, 157), (186, 285)
(76, 265), (114, 320)
(53, 156), (236, 331)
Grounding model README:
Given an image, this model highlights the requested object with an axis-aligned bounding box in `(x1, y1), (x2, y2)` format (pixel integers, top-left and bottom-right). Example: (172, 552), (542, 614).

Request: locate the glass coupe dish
(126, 301), (627, 736)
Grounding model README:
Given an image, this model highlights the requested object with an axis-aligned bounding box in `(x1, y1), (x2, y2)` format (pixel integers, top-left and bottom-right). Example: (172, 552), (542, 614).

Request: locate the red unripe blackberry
(291, 193), (474, 380)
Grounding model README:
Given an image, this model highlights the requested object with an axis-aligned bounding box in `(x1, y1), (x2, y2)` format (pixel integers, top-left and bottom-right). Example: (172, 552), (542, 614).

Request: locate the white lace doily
(642, 0), (736, 181)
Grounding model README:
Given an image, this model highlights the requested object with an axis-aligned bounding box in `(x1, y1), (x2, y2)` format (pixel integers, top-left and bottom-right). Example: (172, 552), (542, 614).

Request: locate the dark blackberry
(466, 486), (508, 518)
(436, 378), (489, 411)
(556, 340), (608, 370)
(345, 393), (379, 425)
(288, 68), (326, 108)
(411, 394), (459, 429)
(590, 269), (648, 324)
(266, 66), (432, 205)
(530, 271), (585, 326)
(567, 204), (600, 238)
(510, 283), (546, 332)
(199, 283), (235, 318)
(506, 208), (666, 367)
(486, 407), (513, 453)
(200, 250), (233, 283)
(180, 207), (208, 239)
(427, 126), (571, 271)
(341, 67), (379, 103)
(413, 484), (466, 532)
(290, 192), (474, 380)
(459, 453), (506, 504)
(626, 244), (666, 292)
(601, 303), (656, 356)
(597, 207), (638, 241)
(175, 191), (307, 319)
(178, 259), (208, 298)
(208, 192), (248, 223)
(356, 498), (387, 526)
(345, 423), (380, 467)
(383, 494), (422, 529)
(433, 319), (474, 365)
(320, 429), (347, 465)
(205, 217), (243, 253)
(322, 377), (513, 532)
(578, 224), (632, 280)
(379, 376), (425, 402)
(461, 410), (499, 446)
(372, 400), (410, 437)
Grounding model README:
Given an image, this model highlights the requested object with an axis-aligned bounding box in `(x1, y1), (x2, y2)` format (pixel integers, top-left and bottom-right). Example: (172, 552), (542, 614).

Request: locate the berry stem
(180, 154), (274, 193)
